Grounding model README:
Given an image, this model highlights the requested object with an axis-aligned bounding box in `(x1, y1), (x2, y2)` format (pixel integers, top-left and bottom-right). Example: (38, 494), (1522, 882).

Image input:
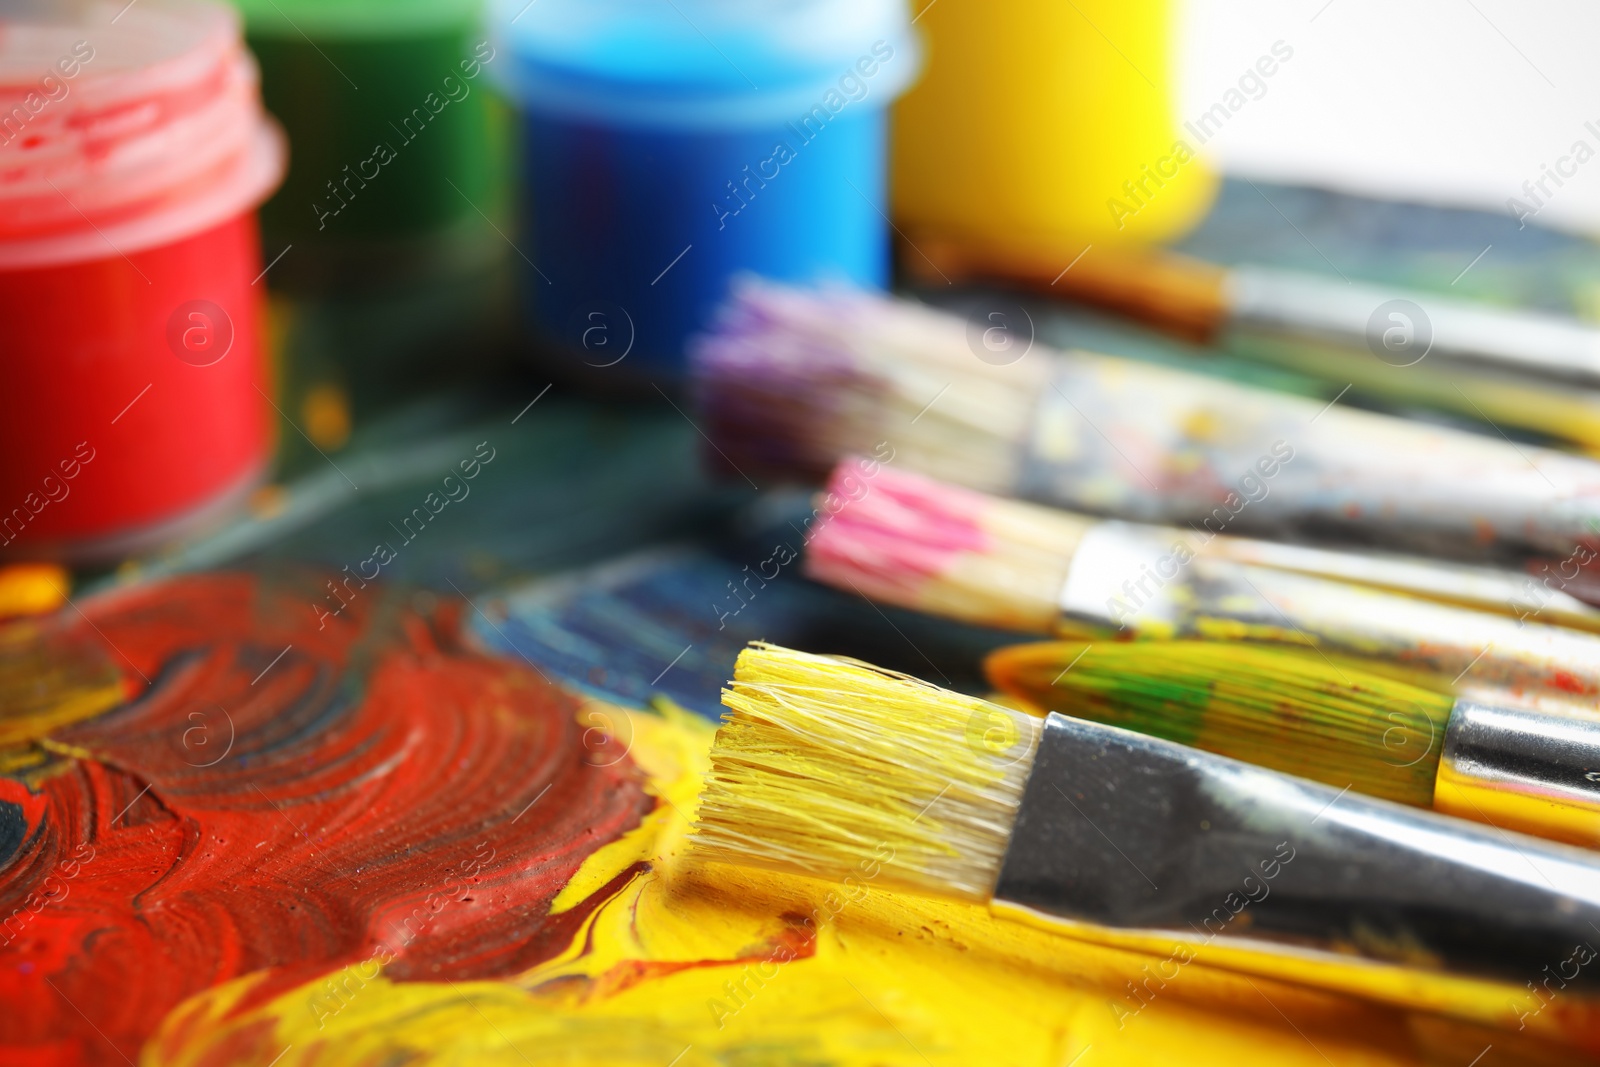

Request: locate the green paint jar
(230, 0), (501, 285)
(228, 0), (514, 474)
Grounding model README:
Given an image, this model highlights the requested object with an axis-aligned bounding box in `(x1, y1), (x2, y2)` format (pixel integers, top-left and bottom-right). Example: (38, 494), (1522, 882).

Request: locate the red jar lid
(0, 0), (284, 269)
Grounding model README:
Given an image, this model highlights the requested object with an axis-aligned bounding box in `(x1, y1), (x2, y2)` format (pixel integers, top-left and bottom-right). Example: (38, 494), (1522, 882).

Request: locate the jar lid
(0, 0), (284, 269)
(491, 0), (919, 128)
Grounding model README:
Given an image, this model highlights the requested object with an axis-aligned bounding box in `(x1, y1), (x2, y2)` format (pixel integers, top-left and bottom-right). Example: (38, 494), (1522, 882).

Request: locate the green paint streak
(988, 641), (1454, 808)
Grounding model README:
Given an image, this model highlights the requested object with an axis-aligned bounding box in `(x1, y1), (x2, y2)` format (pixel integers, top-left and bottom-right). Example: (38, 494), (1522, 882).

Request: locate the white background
(1179, 0), (1600, 234)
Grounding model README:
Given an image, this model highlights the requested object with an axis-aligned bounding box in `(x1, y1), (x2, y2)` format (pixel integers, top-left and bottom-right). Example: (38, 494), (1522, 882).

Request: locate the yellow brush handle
(990, 902), (1599, 1048)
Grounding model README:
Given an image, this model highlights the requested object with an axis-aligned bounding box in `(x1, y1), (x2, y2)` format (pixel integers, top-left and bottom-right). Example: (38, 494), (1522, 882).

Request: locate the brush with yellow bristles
(692, 643), (1600, 1012)
(805, 457), (1600, 720)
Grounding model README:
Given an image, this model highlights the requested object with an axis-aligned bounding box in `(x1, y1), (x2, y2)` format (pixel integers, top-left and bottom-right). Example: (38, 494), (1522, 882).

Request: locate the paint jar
(227, 0), (512, 475)
(493, 0), (919, 381)
(0, 0), (284, 561)
(892, 0), (1217, 260)
(230, 0), (500, 289)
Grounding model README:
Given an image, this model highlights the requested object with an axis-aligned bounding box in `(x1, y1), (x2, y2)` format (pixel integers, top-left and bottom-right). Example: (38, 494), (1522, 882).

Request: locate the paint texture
(0, 574), (654, 1064)
(5, 574), (1600, 1064)
(142, 686), (1600, 1067)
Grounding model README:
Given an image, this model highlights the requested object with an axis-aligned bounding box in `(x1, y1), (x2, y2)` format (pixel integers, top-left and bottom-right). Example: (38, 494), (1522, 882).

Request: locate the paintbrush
(691, 280), (1600, 567)
(692, 643), (1600, 1027)
(905, 236), (1600, 455)
(910, 237), (1600, 385)
(806, 457), (1600, 717)
(985, 640), (1600, 849)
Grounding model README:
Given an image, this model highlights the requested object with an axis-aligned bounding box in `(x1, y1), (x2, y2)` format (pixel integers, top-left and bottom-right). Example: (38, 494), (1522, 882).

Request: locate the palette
(11, 175), (1600, 1064)
(8, 576), (1595, 1064)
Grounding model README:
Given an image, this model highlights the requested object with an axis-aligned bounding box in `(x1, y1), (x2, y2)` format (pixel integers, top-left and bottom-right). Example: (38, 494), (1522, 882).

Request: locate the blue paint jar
(492, 0), (918, 381)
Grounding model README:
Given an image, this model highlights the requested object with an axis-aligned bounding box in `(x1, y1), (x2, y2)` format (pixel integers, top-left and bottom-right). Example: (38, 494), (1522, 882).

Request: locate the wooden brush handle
(899, 231), (1232, 344)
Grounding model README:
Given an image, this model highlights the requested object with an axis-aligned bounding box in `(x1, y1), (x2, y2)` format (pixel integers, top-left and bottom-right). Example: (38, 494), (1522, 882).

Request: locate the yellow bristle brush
(692, 643), (1600, 1041)
(805, 456), (1600, 718)
(985, 640), (1600, 848)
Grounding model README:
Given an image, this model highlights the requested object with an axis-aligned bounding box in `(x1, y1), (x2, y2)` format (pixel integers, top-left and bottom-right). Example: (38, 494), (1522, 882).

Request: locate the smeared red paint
(0, 574), (654, 1066)
(1550, 669), (1591, 696)
(562, 910), (821, 1003)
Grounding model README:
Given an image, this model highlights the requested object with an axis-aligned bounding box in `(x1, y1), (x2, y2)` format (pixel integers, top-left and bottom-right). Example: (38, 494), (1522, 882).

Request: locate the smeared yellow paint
(0, 564), (68, 619)
(301, 383), (352, 451)
(0, 618), (125, 751)
(143, 695), (1600, 1066)
(550, 697), (707, 915)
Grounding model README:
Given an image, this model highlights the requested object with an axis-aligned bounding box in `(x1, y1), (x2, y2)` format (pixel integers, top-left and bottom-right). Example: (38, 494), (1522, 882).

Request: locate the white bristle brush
(691, 280), (1600, 568)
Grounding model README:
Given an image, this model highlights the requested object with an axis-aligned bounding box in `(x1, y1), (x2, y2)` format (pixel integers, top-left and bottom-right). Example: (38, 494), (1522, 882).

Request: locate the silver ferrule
(1436, 701), (1600, 848)
(991, 712), (1600, 991)
(1056, 521), (1188, 631)
(1057, 519), (1600, 634)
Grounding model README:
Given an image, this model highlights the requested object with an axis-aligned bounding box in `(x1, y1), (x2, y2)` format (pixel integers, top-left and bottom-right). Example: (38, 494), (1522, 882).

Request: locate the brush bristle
(691, 642), (1040, 902)
(986, 641), (1454, 807)
(689, 280), (1046, 490)
(805, 458), (1091, 632)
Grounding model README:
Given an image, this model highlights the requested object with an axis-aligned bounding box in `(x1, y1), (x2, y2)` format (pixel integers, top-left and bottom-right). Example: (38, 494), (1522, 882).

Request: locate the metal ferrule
(1436, 701), (1600, 849)
(992, 712), (1600, 992)
(1057, 519), (1600, 635)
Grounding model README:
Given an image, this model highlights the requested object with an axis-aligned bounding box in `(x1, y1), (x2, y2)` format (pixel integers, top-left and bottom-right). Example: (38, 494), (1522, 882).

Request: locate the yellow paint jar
(891, 0), (1217, 260)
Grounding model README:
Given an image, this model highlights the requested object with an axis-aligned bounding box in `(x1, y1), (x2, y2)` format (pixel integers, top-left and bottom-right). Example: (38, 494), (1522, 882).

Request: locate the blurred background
(1183, 0), (1600, 231)
(11, 0), (1600, 718)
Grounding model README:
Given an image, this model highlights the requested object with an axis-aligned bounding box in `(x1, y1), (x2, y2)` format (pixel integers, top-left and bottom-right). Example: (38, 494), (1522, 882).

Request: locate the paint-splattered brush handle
(995, 712), (1600, 997)
(1024, 350), (1600, 563)
(1059, 527), (1600, 717)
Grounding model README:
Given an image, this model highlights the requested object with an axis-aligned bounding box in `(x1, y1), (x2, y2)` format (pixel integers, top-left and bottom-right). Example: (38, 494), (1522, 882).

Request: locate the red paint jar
(0, 0), (285, 561)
